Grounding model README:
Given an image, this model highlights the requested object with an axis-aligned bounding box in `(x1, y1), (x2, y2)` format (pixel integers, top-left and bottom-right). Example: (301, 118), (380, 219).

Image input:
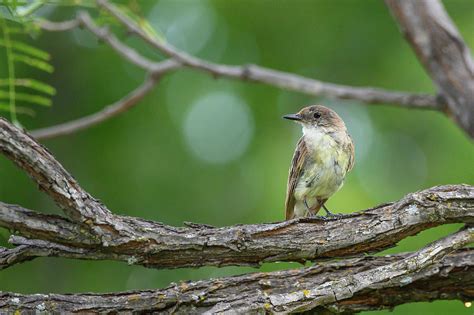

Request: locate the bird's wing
(285, 137), (308, 220)
(346, 136), (355, 173)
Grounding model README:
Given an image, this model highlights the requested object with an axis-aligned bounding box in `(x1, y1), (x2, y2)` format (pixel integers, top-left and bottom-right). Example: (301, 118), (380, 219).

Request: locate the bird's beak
(283, 113), (301, 121)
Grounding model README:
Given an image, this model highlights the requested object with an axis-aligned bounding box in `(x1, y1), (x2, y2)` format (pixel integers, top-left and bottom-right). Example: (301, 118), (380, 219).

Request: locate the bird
(283, 105), (354, 220)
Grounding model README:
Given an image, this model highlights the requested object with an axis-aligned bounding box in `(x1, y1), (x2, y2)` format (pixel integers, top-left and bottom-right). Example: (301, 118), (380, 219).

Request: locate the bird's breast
(294, 128), (351, 201)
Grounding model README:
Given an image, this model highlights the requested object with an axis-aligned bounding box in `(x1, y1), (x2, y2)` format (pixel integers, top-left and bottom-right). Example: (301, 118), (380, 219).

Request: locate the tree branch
(30, 5), (445, 141)
(1, 240), (95, 270)
(0, 118), (117, 239)
(37, 18), (80, 31)
(319, 250), (474, 313)
(97, 0), (441, 110)
(386, 0), (474, 138)
(283, 227), (473, 313)
(0, 202), (97, 246)
(0, 183), (472, 270)
(30, 71), (171, 140)
(1, 247), (472, 313)
(31, 12), (181, 140)
(1, 118), (473, 272)
(0, 236), (120, 270)
(40, 13), (174, 72)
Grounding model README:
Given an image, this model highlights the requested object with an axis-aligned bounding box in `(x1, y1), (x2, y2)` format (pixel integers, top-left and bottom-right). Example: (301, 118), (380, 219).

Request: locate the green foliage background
(0, 0), (473, 314)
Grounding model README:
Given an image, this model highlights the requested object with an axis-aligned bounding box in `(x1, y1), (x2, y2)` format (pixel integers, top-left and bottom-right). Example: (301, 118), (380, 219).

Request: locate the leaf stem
(1, 18), (17, 124)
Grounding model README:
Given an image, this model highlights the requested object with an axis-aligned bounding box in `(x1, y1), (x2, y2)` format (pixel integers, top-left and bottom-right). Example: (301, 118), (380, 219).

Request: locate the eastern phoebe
(283, 105), (355, 220)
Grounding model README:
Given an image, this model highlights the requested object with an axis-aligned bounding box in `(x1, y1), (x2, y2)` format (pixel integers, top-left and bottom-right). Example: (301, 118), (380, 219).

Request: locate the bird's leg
(321, 202), (345, 219)
(322, 204), (336, 216)
(304, 198), (313, 217)
(304, 198), (310, 211)
(304, 198), (321, 217)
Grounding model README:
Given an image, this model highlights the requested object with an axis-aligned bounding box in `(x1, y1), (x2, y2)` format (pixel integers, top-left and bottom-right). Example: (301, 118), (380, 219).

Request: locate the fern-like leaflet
(0, 0), (167, 126)
(0, 5), (55, 126)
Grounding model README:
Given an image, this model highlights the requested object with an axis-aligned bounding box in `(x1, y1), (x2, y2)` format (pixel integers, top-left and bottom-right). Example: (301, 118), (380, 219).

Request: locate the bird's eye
(313, 112), (321, 119)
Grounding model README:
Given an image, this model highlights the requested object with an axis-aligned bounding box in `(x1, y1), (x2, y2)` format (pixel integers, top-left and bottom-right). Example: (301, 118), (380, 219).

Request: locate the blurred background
(1, 0), (473, 314)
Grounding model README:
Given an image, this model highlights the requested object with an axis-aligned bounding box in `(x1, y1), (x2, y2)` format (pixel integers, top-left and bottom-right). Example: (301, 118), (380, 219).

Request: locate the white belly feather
(292, 126), (350, 216)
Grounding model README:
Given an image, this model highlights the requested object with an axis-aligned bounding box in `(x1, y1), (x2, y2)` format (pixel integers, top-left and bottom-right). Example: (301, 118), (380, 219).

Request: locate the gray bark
(0, 182), (472, 269)
(386, 0), (474, 137)
(0, 146), (472, 270)
(1, 249), (472, 314)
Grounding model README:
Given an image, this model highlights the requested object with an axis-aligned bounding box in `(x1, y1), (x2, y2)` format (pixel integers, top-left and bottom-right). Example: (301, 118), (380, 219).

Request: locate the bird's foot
(305, 212), (333, 221)
(306, 212), (319, 218)
(322, 205), (344, 219)
(321, 213), (344, 220)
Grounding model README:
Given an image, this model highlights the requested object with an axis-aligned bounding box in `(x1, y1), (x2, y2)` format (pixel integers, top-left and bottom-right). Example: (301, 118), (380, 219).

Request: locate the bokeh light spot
(183, 92), (254, 164)
(148, 0), (217, 55)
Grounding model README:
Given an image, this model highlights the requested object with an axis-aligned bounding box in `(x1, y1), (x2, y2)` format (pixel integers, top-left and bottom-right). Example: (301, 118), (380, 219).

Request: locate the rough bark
(0, 118), (111, 225)
(1, 184), (473, 270)
(1, 247), (472, 314)
(1, 118), (473, 272)
(386, 0), (474, 138)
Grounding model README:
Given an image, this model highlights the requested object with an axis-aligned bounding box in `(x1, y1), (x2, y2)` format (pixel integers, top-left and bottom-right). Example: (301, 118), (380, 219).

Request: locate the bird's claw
(322, 205), (343, 219)
(322, 213), (343, 220)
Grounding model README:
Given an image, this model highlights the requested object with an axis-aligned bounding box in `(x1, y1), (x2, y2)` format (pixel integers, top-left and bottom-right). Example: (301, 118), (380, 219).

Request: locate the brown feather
(285, 137), (308, 220)
(346, 137), (355, 173)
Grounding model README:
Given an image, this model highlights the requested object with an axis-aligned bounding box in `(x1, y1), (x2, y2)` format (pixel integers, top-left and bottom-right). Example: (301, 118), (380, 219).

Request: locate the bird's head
(283, 105), (346, 132)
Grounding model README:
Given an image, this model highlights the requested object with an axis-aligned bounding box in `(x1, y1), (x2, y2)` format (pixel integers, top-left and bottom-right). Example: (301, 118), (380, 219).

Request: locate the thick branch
(0, 183), (472, 270)
(0, 248), (472, 313)
(0, 202), (97, 246)
(0, 245), (38, 269)
(386, 0), (474, 138)
(0, 237), (120, 270)
(284, 226), (473, 313)
(0, 118), (119, 241)
(1, 119), (474, 269)
(0, 121), (473, 268)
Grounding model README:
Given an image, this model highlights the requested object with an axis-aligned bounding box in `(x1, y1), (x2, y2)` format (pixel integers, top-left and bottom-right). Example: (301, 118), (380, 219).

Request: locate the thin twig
(31, 13), (181, 140)
(97, 0), (442, 110)
(30, 5), (444, 141)
(37, 18), (80, 32)
(30, 68), (176, 140)
(39, 13), (171, 71)
(77, 12), (175, 71)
